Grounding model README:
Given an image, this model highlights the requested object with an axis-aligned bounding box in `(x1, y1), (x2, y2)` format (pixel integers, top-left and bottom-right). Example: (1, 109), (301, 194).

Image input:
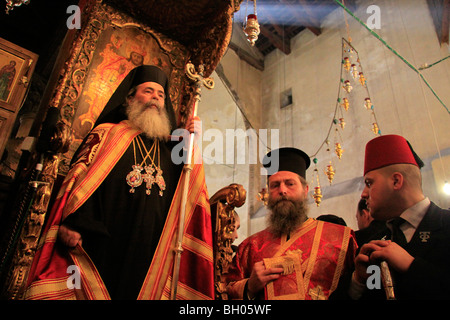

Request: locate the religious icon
(126, 165), (144, 193)
(0, 60), (17, 101)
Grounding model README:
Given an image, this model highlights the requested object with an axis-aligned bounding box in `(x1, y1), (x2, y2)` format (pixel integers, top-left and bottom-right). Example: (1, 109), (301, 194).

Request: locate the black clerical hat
(262, 147), (311, 178)
(94, 65), (177, 130)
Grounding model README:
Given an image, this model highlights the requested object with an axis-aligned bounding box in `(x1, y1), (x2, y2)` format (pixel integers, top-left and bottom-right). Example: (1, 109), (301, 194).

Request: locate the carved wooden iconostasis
(0, 0), (244, 300)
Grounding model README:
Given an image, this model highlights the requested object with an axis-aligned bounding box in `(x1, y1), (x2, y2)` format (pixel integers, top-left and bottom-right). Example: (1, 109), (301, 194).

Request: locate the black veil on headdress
(93, 65), (177, 131)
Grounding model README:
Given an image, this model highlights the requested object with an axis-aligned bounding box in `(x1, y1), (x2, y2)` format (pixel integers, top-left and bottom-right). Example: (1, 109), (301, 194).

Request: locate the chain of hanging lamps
(310, 37), (381, 207)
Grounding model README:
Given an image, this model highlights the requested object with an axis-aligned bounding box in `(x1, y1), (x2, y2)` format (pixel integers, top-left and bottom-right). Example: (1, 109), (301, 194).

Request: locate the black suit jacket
(393, 202), (450, 299)
(332, 201), (450, 300)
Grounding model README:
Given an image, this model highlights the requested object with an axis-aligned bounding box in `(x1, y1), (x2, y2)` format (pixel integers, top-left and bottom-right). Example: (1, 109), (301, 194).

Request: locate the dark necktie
(391, 218), (407, 247)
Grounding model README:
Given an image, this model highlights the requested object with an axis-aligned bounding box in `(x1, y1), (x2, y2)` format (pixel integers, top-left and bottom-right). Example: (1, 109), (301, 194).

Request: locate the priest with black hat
(24, 65), (215, 300)
(225, 147), (357, 300)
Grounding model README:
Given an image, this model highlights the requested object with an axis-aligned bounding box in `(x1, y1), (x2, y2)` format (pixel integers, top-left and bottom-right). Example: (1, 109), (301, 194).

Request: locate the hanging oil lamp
(257, 187), (269, 206)
(341, 97), (349, 111)
(364, 97), (373, 110)
(325, 162), (335, 185)
(335, 142), (344, 159)
(351, 64), (359, 80)
(243, 1), (260, 46)
(311, 159), (323, 207)
(359, 72), (366, 87)
(372, 122), (380, 135)
(312, 186), (323, 207)
(342, 80), (353, 93)
(343, 57), (351, 72)
(339, 117), (346, 129)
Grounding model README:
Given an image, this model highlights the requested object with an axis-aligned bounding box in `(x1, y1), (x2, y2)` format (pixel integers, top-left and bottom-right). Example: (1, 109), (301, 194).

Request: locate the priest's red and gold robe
(226, 218), (357, 300)
(24, 120), (214, 300)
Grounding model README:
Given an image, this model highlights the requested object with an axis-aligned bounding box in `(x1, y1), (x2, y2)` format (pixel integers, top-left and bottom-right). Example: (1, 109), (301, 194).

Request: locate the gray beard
(126, 98), (171, 140)
(267, 195), (309, 238)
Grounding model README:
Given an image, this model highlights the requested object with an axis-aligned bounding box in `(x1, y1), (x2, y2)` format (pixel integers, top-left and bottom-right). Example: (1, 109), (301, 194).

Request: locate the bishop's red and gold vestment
(24, 121), (214, 300)
(226, 218), (357, 300)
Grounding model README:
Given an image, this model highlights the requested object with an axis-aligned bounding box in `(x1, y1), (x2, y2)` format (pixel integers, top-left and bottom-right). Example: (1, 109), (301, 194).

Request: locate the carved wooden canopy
(104, 0), (243, 77)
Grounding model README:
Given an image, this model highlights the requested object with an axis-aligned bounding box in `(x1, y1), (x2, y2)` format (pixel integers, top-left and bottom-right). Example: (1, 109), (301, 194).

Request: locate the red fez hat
(364, 134), (424, 175)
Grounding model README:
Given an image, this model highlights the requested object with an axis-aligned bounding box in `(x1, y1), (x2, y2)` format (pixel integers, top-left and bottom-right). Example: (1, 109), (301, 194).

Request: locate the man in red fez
(225, 147), (357, 300)
(348, 134), (450, 299)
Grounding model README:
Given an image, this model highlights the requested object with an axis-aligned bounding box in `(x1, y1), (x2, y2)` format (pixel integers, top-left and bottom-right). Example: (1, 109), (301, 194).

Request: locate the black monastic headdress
(94, 65), (177, 131)
(262, 147), (311, 179)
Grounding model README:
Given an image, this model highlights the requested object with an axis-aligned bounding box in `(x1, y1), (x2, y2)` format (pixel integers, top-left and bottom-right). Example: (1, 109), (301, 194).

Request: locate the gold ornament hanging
(343, 80), (353, 93)
(359, 72), (366, 87)
(372, 122), (380, 135)
(257, 187), (269, 206)
(339, 117), (346, 129)
(310, 159), (322, 207)
(364, 97), (372, 110)
(313, 186), (322, 207)
(335, 142), (344, 159)
(325, 162), (335, 185)
(341, 97), (349, 111)
(351, 64), (359, 80)
(343, 57), (351, 72)
(243, 1), (260, 46)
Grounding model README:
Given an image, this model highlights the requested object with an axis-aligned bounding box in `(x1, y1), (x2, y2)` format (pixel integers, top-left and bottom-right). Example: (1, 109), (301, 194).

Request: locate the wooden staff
(170, 62), (214, 300)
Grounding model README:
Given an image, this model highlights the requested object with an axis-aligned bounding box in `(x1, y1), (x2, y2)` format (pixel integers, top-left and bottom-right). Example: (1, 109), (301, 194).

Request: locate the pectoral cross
(309, 286), (326, 300)
(142, 165), (155, 195)
(155, 166), (166, 196)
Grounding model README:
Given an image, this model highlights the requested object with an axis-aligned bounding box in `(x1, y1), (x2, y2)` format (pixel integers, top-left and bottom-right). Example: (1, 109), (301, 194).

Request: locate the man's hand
(58, 224), (82, 248)
(185, 116), (201, 136)
(355, 240), (414, 283)
(247, 261), (283, 298)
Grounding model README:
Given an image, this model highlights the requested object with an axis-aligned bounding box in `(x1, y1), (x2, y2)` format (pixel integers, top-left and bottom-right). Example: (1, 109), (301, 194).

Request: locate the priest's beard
(267, 195), (309, 238)
(126, 98), (171, 140)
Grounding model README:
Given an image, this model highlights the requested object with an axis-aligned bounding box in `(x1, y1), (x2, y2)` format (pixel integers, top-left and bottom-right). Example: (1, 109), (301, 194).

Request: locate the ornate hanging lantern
(311, 158), (322, 207)
(335, 142), (344, 159)
(312, 186), (323, 207)
(325, 162), (336, 185)
(243, 1), (260, 46)
(372, 122), (380, 135)
(257, 187), (269, 206)
(343, 57), (351, 72)
(342, 80), (353, 93)
(359, 72), (366, 87)
(364, 97), (373, 110)
(341, 97), (350, 111)
(339, 117), (346, 129)
(351, 64), (359, 80)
